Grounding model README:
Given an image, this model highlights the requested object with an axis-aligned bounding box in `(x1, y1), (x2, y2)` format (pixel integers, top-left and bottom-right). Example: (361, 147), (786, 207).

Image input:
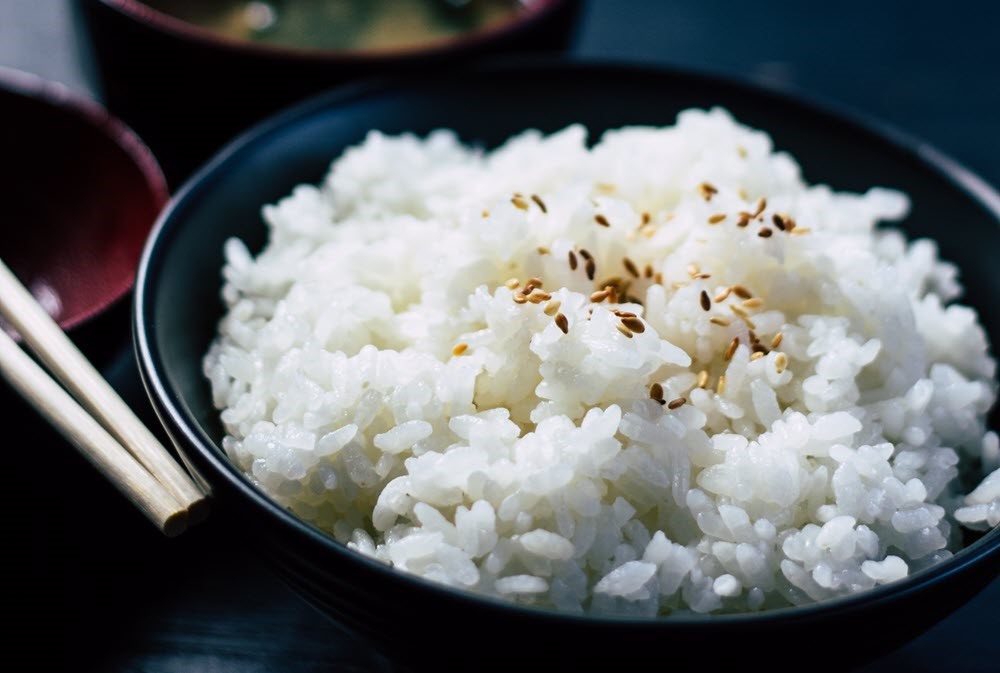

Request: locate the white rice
(204, 108), (999, 615)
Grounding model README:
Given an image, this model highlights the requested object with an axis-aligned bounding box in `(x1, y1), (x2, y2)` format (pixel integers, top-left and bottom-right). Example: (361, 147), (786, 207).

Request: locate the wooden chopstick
(0, 258), (207, 528)
(0, 327), (187, 535)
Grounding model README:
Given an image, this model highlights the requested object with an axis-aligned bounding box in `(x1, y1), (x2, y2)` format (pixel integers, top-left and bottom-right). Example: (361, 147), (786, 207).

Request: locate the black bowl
(78, 0), (582, 185)
(135, 62), (1000, 671)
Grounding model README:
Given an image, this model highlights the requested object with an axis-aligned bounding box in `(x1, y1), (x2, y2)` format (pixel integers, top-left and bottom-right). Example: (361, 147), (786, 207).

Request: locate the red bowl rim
(0, 67), (170, 331)
(100, 0), (574, 62)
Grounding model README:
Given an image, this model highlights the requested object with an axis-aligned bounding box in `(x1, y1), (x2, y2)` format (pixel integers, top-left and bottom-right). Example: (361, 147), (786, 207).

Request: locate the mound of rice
(205, 109), (999, 615)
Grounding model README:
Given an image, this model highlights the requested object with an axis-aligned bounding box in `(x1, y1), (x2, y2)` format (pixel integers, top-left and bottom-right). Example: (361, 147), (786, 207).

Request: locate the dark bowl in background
(135, 62), (1000, 671)
(77, 0), (582, 185)
(0, 67), (168, 341)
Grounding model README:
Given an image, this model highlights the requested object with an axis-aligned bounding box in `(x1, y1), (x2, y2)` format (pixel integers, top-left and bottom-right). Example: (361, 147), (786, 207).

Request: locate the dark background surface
(1, 1), (998, 671)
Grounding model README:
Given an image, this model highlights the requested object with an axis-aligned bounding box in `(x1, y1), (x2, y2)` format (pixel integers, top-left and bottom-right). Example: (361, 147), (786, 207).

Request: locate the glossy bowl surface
(78, 0), (581, 183)
(0, 67), (168, 334)
(135, 61), (1000, 671)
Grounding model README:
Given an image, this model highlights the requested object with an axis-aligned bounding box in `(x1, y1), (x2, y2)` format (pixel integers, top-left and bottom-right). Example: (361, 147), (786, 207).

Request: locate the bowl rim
(135, 58), (1000, 627)
(99, 0), (575, 62)
(0, 66), (169, 332)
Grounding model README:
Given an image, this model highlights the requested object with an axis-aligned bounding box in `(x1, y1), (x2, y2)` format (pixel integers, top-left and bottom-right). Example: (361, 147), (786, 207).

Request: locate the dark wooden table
(2, 2), (998, 671)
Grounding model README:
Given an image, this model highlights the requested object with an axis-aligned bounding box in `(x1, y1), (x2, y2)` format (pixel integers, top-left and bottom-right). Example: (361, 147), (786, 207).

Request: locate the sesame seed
(753, 197), (767, 217)
(585, 259), (596, 281)
(710, 316), (731, 327)
(504, 277), (520, 289)
(642, 225), (658, 239)
(537, 246), (550, 255)
(790, 227), (811, 236)
(555, 312), (569, 334)
(616, 322), (633, 338)
(742, 297), (764, 309)
(527, 290), (551, 304)
(511, 195), (529, 210)
(738, 187), (748, 200)
(612, 309), (637, 318)
(714, 288), (731, 303)
(531, 194), (548, 213)
(736, 213), (751, 228)
(750, 351), (764, 361)
(595, 214), (611, 227)
(482, 210), (490, 218)
(731, 284), (752, 299)
(623, 257), (640, 278)
(687, 263), (701, 278)
(698, 182), (718, 201)
(596, 181), (616, 194)
(700, 290), (711, 311)
(716, 375), (727, 395)
(641, 212), (652, 225)
(544, 299), (561, 316)
(672, 281), (689, 290)
(771, 213), (787, 231)
(758, 227), (773, 238)
(590, 289), (610, 302)
(654, 272), (664, 284)
(621, 316), (645, 333)
(724, 337), (739, 361)
(568, 250), (578, 271)
(694, 272), (712, 280)
(667, 397), (686, 410)
(607, 286), (619, 304)
(697, 370), (709, 388)
(513, 293), (528, 304)
(708, 213), (727, 224)
(452, 343), (469, 356)
(649, 382), (664, 401)
(579, 248), (593, 261)
(771, 332), (783, 349)
(730, 304), (750, 319)
(527, 276), (544, 289)
(775, 352), (788, 373)
(784, 217), (797, 232)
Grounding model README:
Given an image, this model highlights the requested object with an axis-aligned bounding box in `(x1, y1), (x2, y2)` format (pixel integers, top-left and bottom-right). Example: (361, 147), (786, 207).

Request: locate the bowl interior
(0, 71), (167, 332)
(139, 63), (1000, 623)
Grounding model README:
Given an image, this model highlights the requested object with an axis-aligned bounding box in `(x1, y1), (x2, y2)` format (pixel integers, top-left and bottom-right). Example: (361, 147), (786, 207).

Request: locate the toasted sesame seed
(710, 316), (731, 327)
(771, 213), (787, 231)
(595, 214), (611, 227)
(452, 343), (469, 356)
(607, 286), (619, 304)
(504, 277), (520, 289)
(616, 322), (633, 338)
(641, 212), (652, 225)
(649, 383), (664, 400)
(621, 316), (645, 333)
(544, 299), (561, 316)
(527, 290), (551, 304)
(771, 332), (784, 349)
(790, 227), (811, 236)
(758, 227), (773, 238)
(555, 312), (569, 334)
(568, 250), (578, 270)
(698, 182), (718, 201)
(784, 217), (797, 232)
(714, 288), (731, 303)
(753, 197), (767, 217)
(694, 272), (712, 280)
(644, 264), (654, 279)
(730, 304), (750, 319)
(527, 276), (543, 288)
(531, 194), (548, 213)
(667, 397), (686, 410)
(708, 213), (727, 224)
(585, 259), (596, 281)
(654, 272), (664, 284)
(716, 375), (727, 395)
(612, 309), (636, 318)
(687, 263), (701, 277)
(590, 289), (610, 302)
(775, 352), (788, 373)
(700, 290), (711, 311)
(750, 351), (764, 361)
(742, 297), (764, 309)
(511, 195), (529, 210)
(736, 213), (751, 228)
(513, 293), (528, 304)
(731, 284), (752, 299)
(537, 246), (550, 255)
(579, 248), (593, 261)
(623, 257), (640, 278)
(724, 337), (739, 361)
(482, 210), (490, 218)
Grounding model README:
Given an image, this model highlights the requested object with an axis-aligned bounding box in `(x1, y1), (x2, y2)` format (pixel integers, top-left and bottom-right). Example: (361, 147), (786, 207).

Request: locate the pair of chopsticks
(0, 258), (207, 536)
